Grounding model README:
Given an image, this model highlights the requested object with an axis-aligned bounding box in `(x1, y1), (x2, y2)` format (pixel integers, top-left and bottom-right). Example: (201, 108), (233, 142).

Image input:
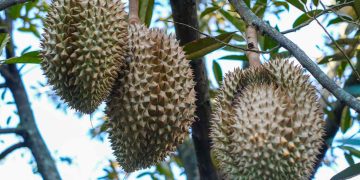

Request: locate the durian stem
(129, 0), (140, 24)
(245, 25), (261, 67)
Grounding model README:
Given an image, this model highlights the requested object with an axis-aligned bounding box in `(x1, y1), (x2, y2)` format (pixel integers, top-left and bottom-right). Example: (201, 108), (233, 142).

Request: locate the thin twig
(281, 1), (354, 34)
(309, 10), (360, 80)
(0, 142), (27, 160)
(0, 83), (6, 88)
(0, 0), (32, 11)
(319, 1), (360, 26)
(229, 0), (360, 112)
(0, 128), (26, 135)
(163, 20), (279, 53)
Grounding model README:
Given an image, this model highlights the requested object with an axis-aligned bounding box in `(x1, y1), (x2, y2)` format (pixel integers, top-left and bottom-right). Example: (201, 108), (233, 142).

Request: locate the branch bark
(228, 0), (360, 113)
(177, 139), (199, 180)
(0, 0), (31, 11)
(1, 59), (61, 180)
(0, 142), (27, 160)
(170, 1), (219, 179)
(0, 128), (26, 135)
(0, 15), (61, 180)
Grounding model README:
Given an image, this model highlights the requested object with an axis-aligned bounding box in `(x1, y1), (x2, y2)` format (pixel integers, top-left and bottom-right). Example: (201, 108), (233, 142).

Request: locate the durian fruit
(106, 24), (196, 172)
(210, 59), (324, 179)
(41, 0), (128, 113)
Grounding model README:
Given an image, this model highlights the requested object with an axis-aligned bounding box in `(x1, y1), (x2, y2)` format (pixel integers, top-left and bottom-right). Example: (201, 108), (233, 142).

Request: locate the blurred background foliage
(0, 0), (359, 179)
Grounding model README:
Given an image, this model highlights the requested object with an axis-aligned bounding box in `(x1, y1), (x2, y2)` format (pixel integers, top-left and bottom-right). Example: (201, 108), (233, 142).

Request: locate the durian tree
(0, 0), (359, 179)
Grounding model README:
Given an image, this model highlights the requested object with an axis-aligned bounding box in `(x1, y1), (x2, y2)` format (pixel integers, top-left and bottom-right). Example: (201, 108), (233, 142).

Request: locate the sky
(0, 0), (359, 180)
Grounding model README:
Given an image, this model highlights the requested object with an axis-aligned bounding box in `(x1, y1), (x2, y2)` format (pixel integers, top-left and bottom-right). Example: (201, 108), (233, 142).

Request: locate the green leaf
(344, 152), (355, 166)
(287, 0), (306, 12)
(312, 0), (319, 6)
(222, 44), (247, 52)
(8, 4), (23, 19)
(137, 172), (153, 178)
(337, 61), (348, 77)
(219, 55), (248, 61)
(337, 137), (360, 146)
(326, 17), (343, 27)
(21, 46), (32, 55)
(263, 34), (278, 50)
(3, 51), (41, 64)
(200, 6), (219, 18)
(275, 51), (291, 59)
(156, 164), (174, 179)
(344, 85), (360, 97)
(0, 33), (10, 56)
(339, 146), (360, 158)
(340, 106), (352, 133)
(327, 17), (350, 26)
(331, 163), (360, 180)
(273, 1), (290, 11)
(184, 32), (235, 60)
(244, 0), (251, 7)
(354, 0), (360, 17)
(139, 0), (155, 27)
(252, 0), (268, 18)
(292, 10), (322, 28)
(219, 9), (245, 31)
(217, 29), (244, 42)
(213, 61), (222, 84)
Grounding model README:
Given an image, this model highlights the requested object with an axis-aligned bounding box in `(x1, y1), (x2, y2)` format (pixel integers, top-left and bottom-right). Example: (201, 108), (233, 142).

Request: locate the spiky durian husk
(210, 59), (324, 179)
(41, 0), (128, 113)
(106, 24), (196, 172)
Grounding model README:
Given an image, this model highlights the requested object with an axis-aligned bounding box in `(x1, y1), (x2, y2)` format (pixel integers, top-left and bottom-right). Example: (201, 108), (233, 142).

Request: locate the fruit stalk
(129, 0), (139, 24)
(245, 25), (261, 67)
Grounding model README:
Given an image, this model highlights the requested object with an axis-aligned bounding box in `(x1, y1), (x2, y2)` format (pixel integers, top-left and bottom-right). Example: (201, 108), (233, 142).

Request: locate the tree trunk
(0, 14), (61, 180)
(170, 1), (219, 179)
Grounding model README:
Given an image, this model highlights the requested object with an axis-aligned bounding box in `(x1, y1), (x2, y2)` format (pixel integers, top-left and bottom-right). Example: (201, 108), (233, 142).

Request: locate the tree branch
(0, 128), (26, 135)
(229, 0), (360, 113)
(310, 12), (360, 80)
(311, 60), (360, 178)
(162, 20), (277, 54)
(0, 83), (6, 88)
(0, 66), (16, 82)
(0, 0), (32, 11)
(0, 142), (27, 160)
(170, 1), (219, 179)
(0, 14), (61, 180)
(177, 139), (199, 180)
(280, 1), (354, 34)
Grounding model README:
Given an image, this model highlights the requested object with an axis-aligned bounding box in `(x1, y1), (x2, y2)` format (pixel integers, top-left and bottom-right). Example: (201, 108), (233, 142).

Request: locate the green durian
(210, 59), (324, 179)
(106, 24), (196, 172)
(41, 0), (128, 113)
